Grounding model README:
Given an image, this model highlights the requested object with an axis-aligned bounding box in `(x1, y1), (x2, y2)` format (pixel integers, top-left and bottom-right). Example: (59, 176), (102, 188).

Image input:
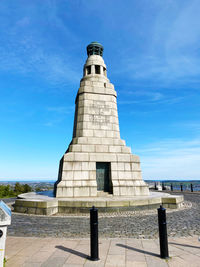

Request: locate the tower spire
(87, 41), (104, 57)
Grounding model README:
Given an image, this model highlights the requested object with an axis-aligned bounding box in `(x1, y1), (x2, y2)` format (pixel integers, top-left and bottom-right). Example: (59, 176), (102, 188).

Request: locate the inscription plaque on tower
(54, 42), (149, 198)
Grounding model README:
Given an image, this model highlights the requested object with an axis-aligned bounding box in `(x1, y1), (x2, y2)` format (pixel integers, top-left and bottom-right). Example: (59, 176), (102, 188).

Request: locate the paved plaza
(3, 192), (200, 266)
(5, 236), (200, 267)
(7, 193), (200, 238)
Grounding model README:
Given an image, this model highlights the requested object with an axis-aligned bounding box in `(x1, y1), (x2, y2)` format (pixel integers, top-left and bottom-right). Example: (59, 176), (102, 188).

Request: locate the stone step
(97, 191), (112, 197)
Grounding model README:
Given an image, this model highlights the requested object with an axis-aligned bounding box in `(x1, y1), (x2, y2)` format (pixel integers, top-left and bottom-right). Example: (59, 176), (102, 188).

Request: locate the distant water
(2, 180), (200, 192)
(37, 190), (54, 197)
(167, 185), (200, 192)
(0, 180), (56, 183)
(146, 180), (200, 192)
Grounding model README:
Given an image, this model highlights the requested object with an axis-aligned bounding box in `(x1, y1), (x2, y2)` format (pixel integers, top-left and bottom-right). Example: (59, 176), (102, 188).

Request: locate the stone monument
(13, 42), (183, 215)
(54, 42), (149, 198)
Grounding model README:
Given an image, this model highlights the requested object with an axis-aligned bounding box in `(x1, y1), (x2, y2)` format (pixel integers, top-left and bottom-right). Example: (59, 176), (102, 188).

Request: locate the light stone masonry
(54, 43), (149, 197)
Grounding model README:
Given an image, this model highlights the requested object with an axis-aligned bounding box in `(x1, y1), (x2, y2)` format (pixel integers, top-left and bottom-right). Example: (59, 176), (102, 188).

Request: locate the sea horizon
(0, 179), (200, 183)
(0, 180), (56, 183)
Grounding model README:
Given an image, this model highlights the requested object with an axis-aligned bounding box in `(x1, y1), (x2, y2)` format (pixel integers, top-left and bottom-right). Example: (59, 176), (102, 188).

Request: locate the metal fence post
(191, 184), (193, 192)
(158, 205), (169, 259)
(155, 182), (157, 190)
(162, 183), (165, 191)
(170, 184), (173, 191)
(180, 184), (183, 192)
(90, 206), (99, 261)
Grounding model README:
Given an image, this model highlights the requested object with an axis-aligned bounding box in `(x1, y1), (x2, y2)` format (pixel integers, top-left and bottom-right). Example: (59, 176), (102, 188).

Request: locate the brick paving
(3, 192), (200, 266)
(7, 192), (200, 238)
(5, 236), (200, 267)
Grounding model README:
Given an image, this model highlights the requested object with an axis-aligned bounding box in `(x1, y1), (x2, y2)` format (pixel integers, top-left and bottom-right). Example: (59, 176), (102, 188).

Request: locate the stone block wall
(55, 80), (149, 197)
(54, 54), (149, 198)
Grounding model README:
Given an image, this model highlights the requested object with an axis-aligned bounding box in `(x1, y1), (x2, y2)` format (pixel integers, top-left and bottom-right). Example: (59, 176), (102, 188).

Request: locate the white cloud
(43, 106), (74, 127)
(164, 0), (200, 79)
(0, 45), (80, 85)
(118, 91), (164, 103)
(134, 137), (200, 180)
(118, 90), (185, 107)
(0, 3), (80, 86)
(171, 121), (200, 135)
(46, 106), (74, 114)
(118, 0), (200, 87)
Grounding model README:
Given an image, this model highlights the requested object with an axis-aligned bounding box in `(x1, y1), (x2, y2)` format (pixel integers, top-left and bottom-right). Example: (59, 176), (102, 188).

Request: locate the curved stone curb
(14, 191), (184, 215)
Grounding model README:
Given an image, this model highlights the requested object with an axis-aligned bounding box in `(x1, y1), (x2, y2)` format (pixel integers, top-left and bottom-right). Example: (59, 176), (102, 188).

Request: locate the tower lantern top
(87, 42), (103, 57)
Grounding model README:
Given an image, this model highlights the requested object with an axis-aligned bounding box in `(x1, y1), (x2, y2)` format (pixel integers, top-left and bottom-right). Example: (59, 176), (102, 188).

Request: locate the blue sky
(1, 0), (200, 181)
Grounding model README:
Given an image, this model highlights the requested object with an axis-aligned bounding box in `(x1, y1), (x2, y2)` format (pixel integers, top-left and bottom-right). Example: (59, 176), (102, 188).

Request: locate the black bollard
(90, 206), (99, 261)
(171, 183), (173, 191)
(191, 184), (193, 192)
(158, 205), (169, 259)
(180, 184), (183, 192)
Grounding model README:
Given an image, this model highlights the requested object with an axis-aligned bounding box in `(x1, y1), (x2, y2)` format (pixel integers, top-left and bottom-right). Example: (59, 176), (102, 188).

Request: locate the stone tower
(54, 42), (149, 198)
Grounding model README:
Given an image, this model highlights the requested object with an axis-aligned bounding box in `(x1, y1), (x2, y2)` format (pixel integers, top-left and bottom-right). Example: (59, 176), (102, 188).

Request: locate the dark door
(96, 162), (110, 192)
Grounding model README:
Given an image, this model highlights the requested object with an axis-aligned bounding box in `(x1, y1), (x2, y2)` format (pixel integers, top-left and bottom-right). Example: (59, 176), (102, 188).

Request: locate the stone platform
(14, 191), (184, 215)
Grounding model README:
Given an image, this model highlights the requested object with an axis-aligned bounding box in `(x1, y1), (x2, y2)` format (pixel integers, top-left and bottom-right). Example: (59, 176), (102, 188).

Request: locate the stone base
(14, 191), (184, 215)
(55, 150), (150, 198)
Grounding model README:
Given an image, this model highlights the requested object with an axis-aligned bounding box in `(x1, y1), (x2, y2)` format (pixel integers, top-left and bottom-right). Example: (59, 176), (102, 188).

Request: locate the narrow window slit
(86, 66), (91, 75)
(95, 65), (100, 74)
